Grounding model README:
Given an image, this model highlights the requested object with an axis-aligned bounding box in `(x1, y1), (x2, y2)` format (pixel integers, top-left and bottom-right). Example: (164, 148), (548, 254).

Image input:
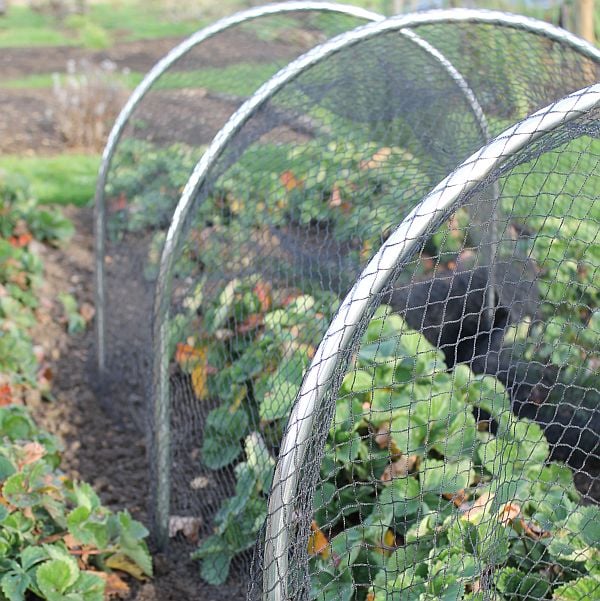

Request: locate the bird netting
(255, 85), (600, 601)
(93, 1), (381, 428)
(145, 9), (600, 594)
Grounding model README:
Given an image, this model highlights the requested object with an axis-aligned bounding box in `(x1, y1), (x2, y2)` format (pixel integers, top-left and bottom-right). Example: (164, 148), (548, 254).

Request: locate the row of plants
(175, 277), (599, 599)
(0, 171), (153, 600)
(106, 133), (600, 597)
(108, 134), (600, 400)
(106, 137), (471, 285)
(0, 172), (73, 392)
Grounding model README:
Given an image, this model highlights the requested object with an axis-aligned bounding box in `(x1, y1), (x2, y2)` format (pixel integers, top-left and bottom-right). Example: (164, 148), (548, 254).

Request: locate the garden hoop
(262, 82), (600, 601)
(150, 9), (600, 550)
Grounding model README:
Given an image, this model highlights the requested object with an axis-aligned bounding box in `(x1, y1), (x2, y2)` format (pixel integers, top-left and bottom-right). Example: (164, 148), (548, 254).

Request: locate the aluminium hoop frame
(93, 1), (385, 377)
(95, 0), (496, 548)
(150, 8), (600, 554)
(263, 83), (600, 601)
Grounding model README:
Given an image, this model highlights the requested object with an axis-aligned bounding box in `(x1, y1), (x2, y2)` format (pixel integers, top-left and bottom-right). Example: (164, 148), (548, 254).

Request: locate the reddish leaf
(237, 313), (264, 334)
(308, 520), (330, 559)
(175, 343), (205, 365)
(0, 384), (14, 406)
(109, 192), (128, 213)
(329, 185), (343, 208)
(8, 233), (33, 248)
(104, 572), (131, 598)
(359, 146), (392, 170)
(253, 281), (272, 312)
(79, 302), (96, 323)
(280, 170), (301, 191)
(20, 442), (45, 467)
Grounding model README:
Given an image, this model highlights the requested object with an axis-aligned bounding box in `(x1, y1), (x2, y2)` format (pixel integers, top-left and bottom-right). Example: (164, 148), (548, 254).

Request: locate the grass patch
(87, 3), (205, 41)
(0, 154), (100, 206)
(0, 2), (206, 48)
(0, 26), (74, 48)
(3, 73), (58, 89)
(3, 62), (282, 98)
(3, 71), (136, 90)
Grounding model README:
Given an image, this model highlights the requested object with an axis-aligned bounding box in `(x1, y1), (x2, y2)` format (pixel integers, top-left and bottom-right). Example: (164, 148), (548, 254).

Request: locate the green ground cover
(0, 155), (100, 207)
(3, 62), (282, 98)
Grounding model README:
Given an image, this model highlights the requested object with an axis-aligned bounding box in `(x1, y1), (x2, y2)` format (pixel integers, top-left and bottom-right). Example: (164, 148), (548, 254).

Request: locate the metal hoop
(94, 1), (384, 376)
(264, 83), (600, 601)
(116, 4), (493, 549)
(150, 8), (600, 551)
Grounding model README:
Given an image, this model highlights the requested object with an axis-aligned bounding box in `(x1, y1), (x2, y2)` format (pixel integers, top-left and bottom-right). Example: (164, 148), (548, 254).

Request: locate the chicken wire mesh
(94, 1), (382, 427)
(256, 85), (600, 601)
(146, 9), (600, 593)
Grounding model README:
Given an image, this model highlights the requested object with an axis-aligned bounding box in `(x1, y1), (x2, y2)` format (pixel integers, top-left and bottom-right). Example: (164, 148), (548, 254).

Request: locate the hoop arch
(94, 1), (385, 375)
(151, 9), (600, 549)
(264, 83), (600, 601)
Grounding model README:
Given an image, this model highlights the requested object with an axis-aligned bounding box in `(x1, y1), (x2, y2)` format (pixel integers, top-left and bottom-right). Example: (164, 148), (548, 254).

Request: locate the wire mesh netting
(144, 11), (600, 596)
(255, 86), (600, 601)
(95, 2), (380, 428)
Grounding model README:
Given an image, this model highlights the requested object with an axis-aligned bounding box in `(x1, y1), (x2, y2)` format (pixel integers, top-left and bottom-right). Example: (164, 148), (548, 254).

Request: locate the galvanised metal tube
(94, 1), (384, 377)
(143, 7), (491, 550)
(264, 84), (600, 601)
(149, 8), (600, 555)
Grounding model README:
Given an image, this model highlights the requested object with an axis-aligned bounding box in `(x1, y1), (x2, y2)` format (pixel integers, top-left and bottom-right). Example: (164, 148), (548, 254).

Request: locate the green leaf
(20, 546), (48, 571)
(553, 576), (600, 600)
(2, 472), (40, 508)
(205, 405), (249, 436)
(244, 432), (274, 493)
(69, 571), (105, 601)
(36, 557), (79, 599)
(387, 412), (427, 455)
(1, 572), (29, 601)
(495, 567), (551, 600)
(376, 476), (421, 519)
(0, 413), (33, 441)
(0, 455), (16, 480)
(201, 432), (243, 470)
(202, 406), (249, 469)
(420, 459), (473, 494)
(259, 380), (298, 421)
(67, 506), (109, 549)
(340, 370), (373, 396)
(578, 506), (600, 548)
(116, 512), (153, 577)
(70, 482), (101, 512)
(200, 553), (231, 585)
(427, 410), (477, 460)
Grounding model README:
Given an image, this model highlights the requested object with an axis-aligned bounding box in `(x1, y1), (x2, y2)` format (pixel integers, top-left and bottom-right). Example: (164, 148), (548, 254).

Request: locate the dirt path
(27, 207), (246, 601)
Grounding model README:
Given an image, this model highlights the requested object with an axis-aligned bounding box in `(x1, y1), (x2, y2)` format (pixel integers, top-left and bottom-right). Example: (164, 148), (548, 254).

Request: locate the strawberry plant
(183, 288), (598, 598)
(0, 171), (153, 600)
(0, 405), (152, 601)
(105, 139), (203, 238)
(0, 171), (73, 391)
(309, 306), (599, 601)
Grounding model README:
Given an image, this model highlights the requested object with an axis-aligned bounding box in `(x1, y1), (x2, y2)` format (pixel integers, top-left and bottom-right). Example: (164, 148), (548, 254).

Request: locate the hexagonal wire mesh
(148, 8), (600, 592)
(93, 1), (383, 427)
(258, 83), (600, 601)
